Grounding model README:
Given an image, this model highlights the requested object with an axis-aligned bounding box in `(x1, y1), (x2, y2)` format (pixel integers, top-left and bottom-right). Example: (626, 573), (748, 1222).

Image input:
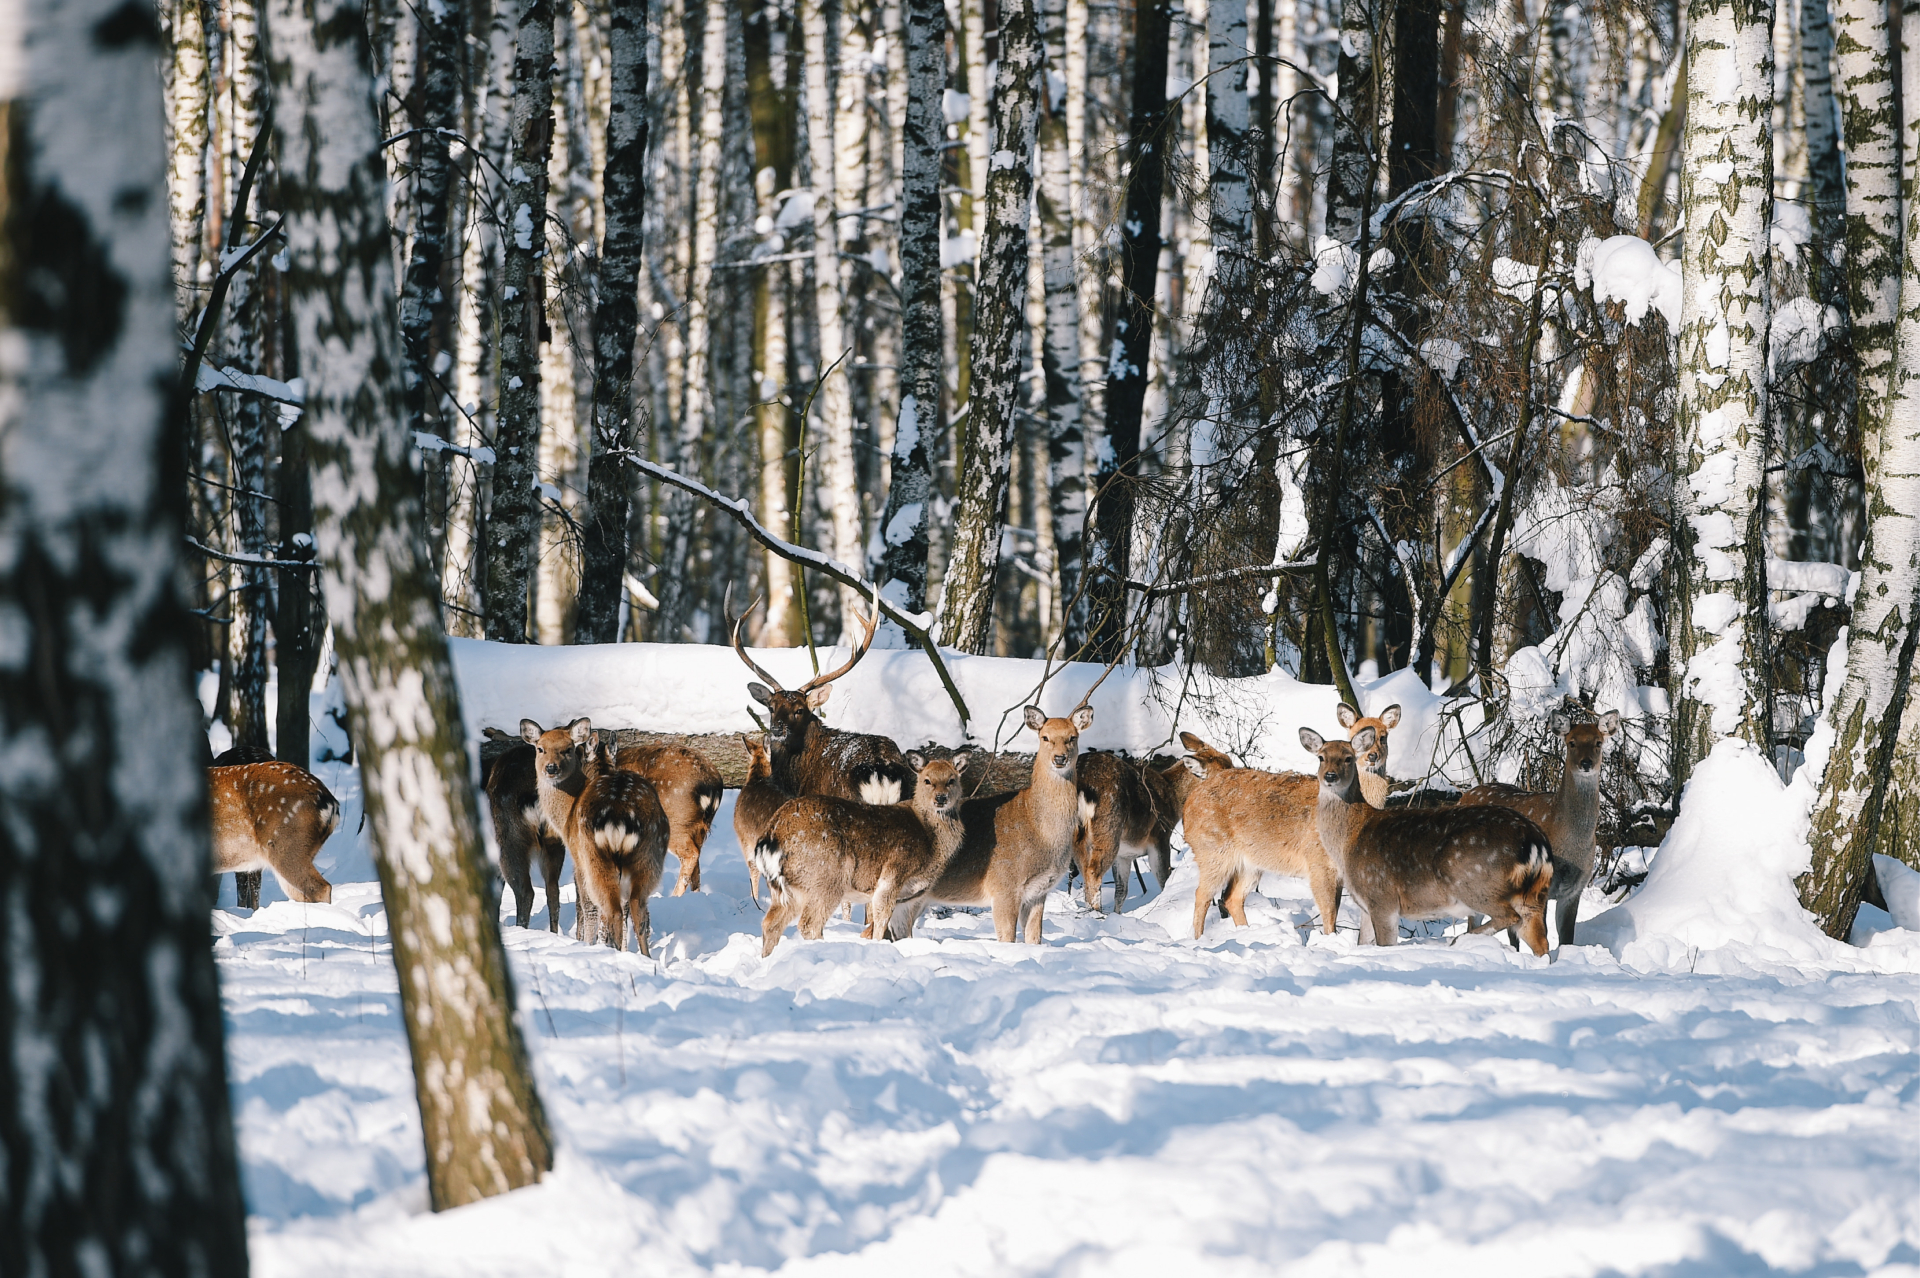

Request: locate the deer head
(1550, 709), (1618, 778)
(730, 588), (880, 751)
(1336, 702), (1401, 781)
(521, 717), (594, 783)
(1177, 730), (1237, 778)
(1300, 726), (1366, 804)
(1026, 703), (1094, 779)
(904, 750), (969, 815)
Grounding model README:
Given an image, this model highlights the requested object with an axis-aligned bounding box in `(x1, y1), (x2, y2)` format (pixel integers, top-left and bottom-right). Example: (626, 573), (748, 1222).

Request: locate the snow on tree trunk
(939, 0), (1042, 654)
(576, 0), (651, 644)
(1037, 0), (1087, 644)
(1800, 0), (1847, 312)
(1671, 0), (1775, 779)
(1804, 0), (1920, 932)
(398, 0), (466, 444)
(264, 0), (554, 1206)
(875, 0), (945, 616)
(1831, 0), (1900, 413)
(1325, 0), (1376, 246)
(1086, 0), (1174, 660)
(0, 0), (250, 1267)
(483, 0), (555, 643)
(161, 0), (210, 298)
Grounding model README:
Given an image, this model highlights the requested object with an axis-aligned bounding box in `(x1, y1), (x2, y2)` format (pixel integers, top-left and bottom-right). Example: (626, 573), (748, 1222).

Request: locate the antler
(726, 583), (786, 691)
(798, 584), (881, 694)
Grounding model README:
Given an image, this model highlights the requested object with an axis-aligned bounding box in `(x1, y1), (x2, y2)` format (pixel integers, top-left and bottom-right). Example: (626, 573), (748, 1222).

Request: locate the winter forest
(7, 0), (1920, 1261)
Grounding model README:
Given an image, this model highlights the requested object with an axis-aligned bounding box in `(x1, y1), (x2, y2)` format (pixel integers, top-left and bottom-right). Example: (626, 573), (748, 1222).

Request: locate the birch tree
(398, 0), (468, 441)
(1671, 0), (1776, 777)
(875, 0), (945, 614)
(484, 0), (556, 642)
(0, 0), (249, 1266)
(576, 0), (651, 644)
(1800, 0), (1846, 310)
(1804, 0), (1920, 933)
(939, 0), (1043, 653)
(1325, 0), (1376, 246)
(1831, 0), (1900, 409)
(161, 0), (210, 297)
(265, 0), (554, 1206)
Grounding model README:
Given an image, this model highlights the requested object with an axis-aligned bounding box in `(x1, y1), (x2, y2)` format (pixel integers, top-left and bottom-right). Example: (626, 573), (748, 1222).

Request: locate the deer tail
(750, 835), (787, 903)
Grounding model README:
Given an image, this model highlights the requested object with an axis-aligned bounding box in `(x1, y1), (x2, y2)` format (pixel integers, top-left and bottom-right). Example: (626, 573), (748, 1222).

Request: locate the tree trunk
(264, 0), (554, 1207)
(1832, 0), (1901, 419)
(939, 0), (1042, 654)
(1801, 0), (1848, 312)
(575, 0), (651, 644)
(278, 419), (317, 768)
(0, 1), (250, 1267)
(1670, 0), (1776, 780)
(1036, 0), (1086, 643)
(876, 0), (946, 615)
(1086, 0), (1174, 660)
(483, 0), (555, 643)
(398, 0), (467, 446)
(1325, 0), (1377, 246)
(1803, 0), (1920, 934)
(162, 0), (211, 300)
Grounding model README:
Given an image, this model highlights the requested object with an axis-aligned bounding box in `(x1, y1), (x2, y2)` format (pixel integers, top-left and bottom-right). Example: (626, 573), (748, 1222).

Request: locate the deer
(889, 704), (1094, 944)
(1303, 726), (1554, 955)
(733, 733), (791, 905)
(483, 738), (567, 930)
(521, 717), (670, 955)
(611, 741), (724, 895)
(1072, 731), (1235, 912)
(1457, 709), (1617, 945)
(212, 742), (276, 907)
(1336, 702), (1402, 807)
(730, 592), (916, 805)
(752, 752), (970, 956)
(208, 760), (340, 904)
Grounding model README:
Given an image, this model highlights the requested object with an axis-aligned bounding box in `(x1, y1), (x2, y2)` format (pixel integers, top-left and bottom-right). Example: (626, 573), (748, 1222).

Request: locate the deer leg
(1110, 858), (1129, 913)
(499, 831), (533, 927)
(628, 892), (652, 958)
(869, 878), (902, 943)
(670, 830), (700, 897)
(540, 838), (565, 933)
(799, 897), (837, 941)
(1368, 905), (1399, 947)
(578, 855), (624, 949)
(1022, 895), (1046, 945)
(1223, 869), (1256, 927)
(267, 852), (333, 905)
(761, 895), (797, 956)
(1191, 855), (1238, 939)
(1306, 864), (1343, 936)
(1149, 840), (1170, 889)
(991, 885), (1021, 942)
(1556, 893), (1581, 946)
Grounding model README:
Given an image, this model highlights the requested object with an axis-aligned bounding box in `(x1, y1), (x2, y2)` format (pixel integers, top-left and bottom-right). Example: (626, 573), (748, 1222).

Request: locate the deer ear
(1597, 709), (1620, 736)
(1352, 726), (1377, 752)
(748, 683), (773, 707)
(1336, 703), (1359, 728)
(1180, 731), (1205, 751)
(1023, 705), (1047, 730)
(952, 752), (970, 775)
(1380, 704), (1402, 729)
(905, 750), (926, 772)
(1072, 705), (1095, 731)
(807, 685), (833, 710)
(1548, 710), (1570, 737)
(520, 719), (543, 744)
(569, 718), (594, 744)
(1299, 727), (1327, 754)
(1182, 755), (1210, 777)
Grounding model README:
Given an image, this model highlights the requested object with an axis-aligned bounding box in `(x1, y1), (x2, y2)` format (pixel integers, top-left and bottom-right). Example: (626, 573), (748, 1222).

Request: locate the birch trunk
(162, 0), (211, 298)
(875, 0), (946, 614)
(483, 0), (555, 642)
(398, 0), (467, 442)
(1037, 0), (1087, 642)
(0, 2), (250, 1265)
(1087, 0), (1174, 659)
(1801, 0), (1847, 311)
(1325, 0), (1376, 245)
(1804, 0), (1920, 932)
(265, 0), (554, 1206)
(1832, 0), (1900, 414)
(940, 0), (1042, 653)
(576, 0), (651, 644)
(1671, 0), (1776, 777)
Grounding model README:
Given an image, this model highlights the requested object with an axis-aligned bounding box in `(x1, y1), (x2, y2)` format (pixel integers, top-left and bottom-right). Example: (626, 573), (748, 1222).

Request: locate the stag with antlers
(730, 591), (918, 804)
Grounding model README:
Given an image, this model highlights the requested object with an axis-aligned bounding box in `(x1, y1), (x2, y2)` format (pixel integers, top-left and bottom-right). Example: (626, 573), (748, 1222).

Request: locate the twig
(1125, 557), (1318, 598)
(184, 535), (320, 572)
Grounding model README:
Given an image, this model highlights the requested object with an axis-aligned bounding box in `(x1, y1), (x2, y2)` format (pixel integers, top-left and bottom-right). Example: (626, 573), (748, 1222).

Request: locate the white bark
(162, 0), (210, 296)
(1832, 0), (1901, 411)
(1038, 0), (1086, 640)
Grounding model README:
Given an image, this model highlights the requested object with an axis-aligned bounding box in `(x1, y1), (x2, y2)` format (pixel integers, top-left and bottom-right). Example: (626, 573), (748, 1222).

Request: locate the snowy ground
(220, 785), (1920, 1277)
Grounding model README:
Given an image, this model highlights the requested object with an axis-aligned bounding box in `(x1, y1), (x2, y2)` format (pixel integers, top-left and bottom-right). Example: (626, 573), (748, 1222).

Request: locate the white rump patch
(699, 793), (719, 814)
(1077, 793), (1096, 831)
(860, 776), (903, 806)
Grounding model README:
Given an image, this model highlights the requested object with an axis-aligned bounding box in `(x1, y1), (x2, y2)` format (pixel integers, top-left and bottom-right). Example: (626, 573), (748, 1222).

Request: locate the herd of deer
(201, 599), (1619, 963)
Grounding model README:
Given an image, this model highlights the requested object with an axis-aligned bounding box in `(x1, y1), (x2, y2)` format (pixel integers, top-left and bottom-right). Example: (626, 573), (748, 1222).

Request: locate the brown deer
(612, 742), (724, 895)
(890, 704), (1094, 943)
(1336, 702), (1402, 807)
(1457, 709), (1617, 945)
(752, 752), (969, 955)
(483, 740), (568, 930)
(212, 742), (276, 907)
(208, 761), (340, 903)
(730, 594), (915, 804)
(1182, 756), (1342, 940)
(521, 718), (670, 955)
(1303, 726), (1553, 955)
(733, 732), (791, 904)
(1072, 731), (1234, 911)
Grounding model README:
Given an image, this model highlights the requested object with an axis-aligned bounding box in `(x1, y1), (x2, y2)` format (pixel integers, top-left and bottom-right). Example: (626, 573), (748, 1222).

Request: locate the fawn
(208, 761), (340, 904)
(1303, 727), (1553, 954)
(733, 733), (791, 905)
(521, 718), (670, 955)
(753, 752), (969, 955)
(484, 738), (567, 930)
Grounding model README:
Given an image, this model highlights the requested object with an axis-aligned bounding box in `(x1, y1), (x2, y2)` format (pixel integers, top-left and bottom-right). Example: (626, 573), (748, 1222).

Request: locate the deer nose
(545, 764), (559, 777)
(1580, 760), (1596, 772)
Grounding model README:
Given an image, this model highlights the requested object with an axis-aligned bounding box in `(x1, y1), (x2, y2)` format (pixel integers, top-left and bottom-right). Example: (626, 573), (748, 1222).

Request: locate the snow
(1771, 295), (1843, 372)
(1577, 235), (1681, 334)
(1309, 235), (1355, 296)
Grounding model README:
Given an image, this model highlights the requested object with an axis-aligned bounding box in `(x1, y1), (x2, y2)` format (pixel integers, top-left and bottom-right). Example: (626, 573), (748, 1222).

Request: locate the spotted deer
(1458, 709), (1617, 945)
(613, 742), (724, 895)
(521, 718), (670, 955)
(1303, 726), (1553, 955)
(752, 752), (969, 955)
(891, 704), (1094, 943)
(208, 761), (340, 903)
(730, 593), (915, 804)
(1072, 731), (1235, 912)
(1336, 702), (1402, 807)
(733, 733), (791, 904)
(483, 739), (568, 930)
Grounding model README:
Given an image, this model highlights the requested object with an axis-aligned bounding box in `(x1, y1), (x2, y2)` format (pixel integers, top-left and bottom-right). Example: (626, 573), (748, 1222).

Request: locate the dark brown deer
(733, 732), (791, 905)
(208, 761), (340, 903)
(752, 753), (969, 955)
(890, 704), (1094, 943)
(730, 594), (915, 804)
(612, 742), (724, 895)
(522, 718), (670, 955)
(483, 740), (567, 930)
(1457, 709), (1617, 944)
(1303, 727), (1553, 955)
(1072, 731), (1234, 912)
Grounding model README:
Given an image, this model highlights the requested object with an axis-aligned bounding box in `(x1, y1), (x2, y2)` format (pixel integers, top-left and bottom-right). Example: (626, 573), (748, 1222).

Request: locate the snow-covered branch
(1126, 557), (1318, 599)
(183, 534), (320, 571)
(412, 431), (496, 465)
(194, 361), (304, 406)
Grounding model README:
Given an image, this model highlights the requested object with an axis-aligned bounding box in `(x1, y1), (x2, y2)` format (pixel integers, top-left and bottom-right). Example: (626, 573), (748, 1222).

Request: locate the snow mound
(1577, 235), (1680, 334)
(1581, 738), (1843, 969)
(1875, 854), (1920, 930)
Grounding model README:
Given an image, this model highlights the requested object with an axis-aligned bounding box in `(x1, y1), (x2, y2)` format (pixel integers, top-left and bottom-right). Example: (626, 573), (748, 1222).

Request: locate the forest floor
(217, 775), (1920, 1276)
